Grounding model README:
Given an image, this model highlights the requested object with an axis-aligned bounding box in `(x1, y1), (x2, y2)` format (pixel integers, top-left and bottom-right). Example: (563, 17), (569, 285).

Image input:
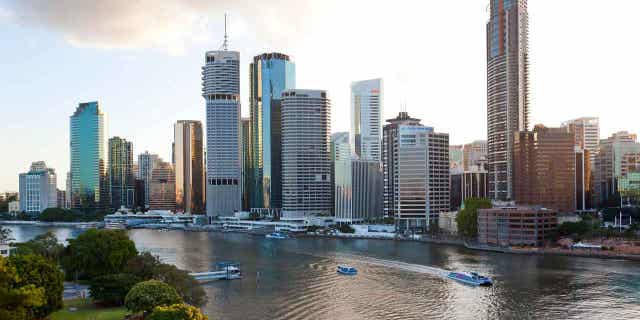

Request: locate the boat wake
(334, 253), (451, 279)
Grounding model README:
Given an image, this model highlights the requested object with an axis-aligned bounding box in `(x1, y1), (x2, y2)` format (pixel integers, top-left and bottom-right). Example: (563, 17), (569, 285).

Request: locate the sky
(1, 0), (639, 191)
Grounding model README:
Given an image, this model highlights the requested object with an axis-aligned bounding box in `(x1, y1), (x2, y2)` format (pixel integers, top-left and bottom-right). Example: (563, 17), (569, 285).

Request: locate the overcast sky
(1, 0), (639, 191)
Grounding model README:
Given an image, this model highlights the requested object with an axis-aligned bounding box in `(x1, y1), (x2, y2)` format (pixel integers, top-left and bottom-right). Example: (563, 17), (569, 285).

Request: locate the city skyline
(2, 1), (640, 191)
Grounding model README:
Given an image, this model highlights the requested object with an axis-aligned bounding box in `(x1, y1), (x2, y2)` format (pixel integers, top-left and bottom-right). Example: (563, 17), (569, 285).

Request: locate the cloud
(1, 0), (324, 54)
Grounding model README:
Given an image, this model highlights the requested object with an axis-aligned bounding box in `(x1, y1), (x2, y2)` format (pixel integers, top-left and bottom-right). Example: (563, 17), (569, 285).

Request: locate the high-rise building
(382, 112), (450, 232)
(57, 189), (66, 209)
(241, 118), (251, 211)
(108, 137), (135, 209)
(19, 161), (57, 214)
(334, 159), (382, 223)
(281, 89), (332, 217)
(138, 151), (159, 207)
(462, 140), (488, 171)
(203, 48), (242, 217)
(350, 78), (382, 161)
(70, 101), (109, 209)
(486, 0), (530, 201)
(173, 120), (205, 213)
(134, 179), (145, 209)
(65, 172), (71, 209)
(450, 171), (488, 211)
(513, 125), (581, 213)
(331, 132), (350, 162)
(595, 131), (640, 204)
(249, 52), (296, 210)
(449, 145), (464, 174)
(149, 161), (176, 211)
(575, 148), (592, 211)
(561, 117), (600, 171)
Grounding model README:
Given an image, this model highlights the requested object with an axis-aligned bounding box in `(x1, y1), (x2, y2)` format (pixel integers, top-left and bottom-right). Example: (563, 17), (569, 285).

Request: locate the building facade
(241, 118), (251, 211)
(596, 132), (640, 204)
(450, 171), (488, 211)
(203, 50), (242, 217)
(334, 160), (383, 223)
(138, 151), (159, 208)
(382, 112), (450, 233)
(478, 206), (557, 247)
(350, 78), (382, 161)
(331, 132), (350, 162)
(249, 52), (296, 210)
(281, 89), (332, 217)
(19, 162), (57, 214)
(513, 125), (579, 213)
(173, 120), (205, 213)
(70, 101), (109, 209)
(149, 161), (176, 211)
(463, 140), (488, 171)
(486, 0), (530, 201)
(562, 117), (599, 171)
(449, 145), (464, 174)
(108, 137), (135, 209)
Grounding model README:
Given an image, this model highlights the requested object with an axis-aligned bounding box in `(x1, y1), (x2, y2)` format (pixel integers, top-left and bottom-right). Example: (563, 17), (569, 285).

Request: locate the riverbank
(0, 220), (100, 227)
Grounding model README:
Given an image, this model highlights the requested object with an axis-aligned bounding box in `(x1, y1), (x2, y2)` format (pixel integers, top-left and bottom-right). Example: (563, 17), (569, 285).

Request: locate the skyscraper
(138, 151), (159, 207)
(19, 161), (57, 214)
(149, 161), (176, 211)
(108, 137), (134, 209)
(173, 120), (204, 213)
(250, 52), (296, 209)
(350, 78), (382, 161)
(462, 140), (488, 171)
(281, 89), (332, 217)
(595, 132), (640, 204)
(562, 117), (600, 172)
(486, 0), (530, 200)
(334, 159), (382, 223)
(330, 132), (350, 162)
(382, 112), (450, 232)
(203, 49), (241, 217)
(70, 101), (109, 209)
(241, 118), (251, 211)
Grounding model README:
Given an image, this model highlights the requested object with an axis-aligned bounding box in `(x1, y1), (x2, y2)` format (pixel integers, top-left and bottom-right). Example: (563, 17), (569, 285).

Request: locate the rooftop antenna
(223, 13), (229, 51)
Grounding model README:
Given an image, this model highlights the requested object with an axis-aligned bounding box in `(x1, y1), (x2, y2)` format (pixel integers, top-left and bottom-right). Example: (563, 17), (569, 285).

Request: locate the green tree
(152, 263), (207, 307)
(13, 231), (64, 263)
(336, 224), (355, 234)
(39, 208), (75, 222)
(90, 273), (141, 306)
(125, 280), (183, 314)
(8, 254), (64, 318)
(61, 229), (138, 280)
(0, 225), (13, 243)
(126, 252), (162, 280)
(456, 198), (492, 238)
(0, 256), (46, 320)
(148, 303), (208, 320)
(557, 221), (592, 238)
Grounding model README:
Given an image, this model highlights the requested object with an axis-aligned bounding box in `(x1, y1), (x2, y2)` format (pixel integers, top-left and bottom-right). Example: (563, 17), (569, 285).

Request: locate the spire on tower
(223, 13), (229, 51)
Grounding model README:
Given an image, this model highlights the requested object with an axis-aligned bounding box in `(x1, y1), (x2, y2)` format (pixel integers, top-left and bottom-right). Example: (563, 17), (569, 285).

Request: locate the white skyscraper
(202, 47), (241, 218)
(19, 161), (57, 214)
(350, 78), (383, 161)
(138, 151), (159, 207)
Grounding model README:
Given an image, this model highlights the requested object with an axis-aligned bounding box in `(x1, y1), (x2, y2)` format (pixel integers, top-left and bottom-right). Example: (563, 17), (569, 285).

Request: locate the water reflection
(5, 225), (640, 319)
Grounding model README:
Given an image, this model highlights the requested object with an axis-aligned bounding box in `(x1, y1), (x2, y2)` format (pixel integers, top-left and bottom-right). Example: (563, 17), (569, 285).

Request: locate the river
(5, 225), (640, 319)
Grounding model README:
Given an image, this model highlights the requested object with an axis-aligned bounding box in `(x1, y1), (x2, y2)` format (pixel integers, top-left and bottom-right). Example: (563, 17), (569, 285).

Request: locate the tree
(13, 231), (64, 263)
(90, 273), (141, 306)
(152, 263), (207, 307)
(557, 221), (592, 238)
(0, 225), (13, 244)
(148, 303), (208, 320)
(8, 254), (64, 318)
(126, 252), (162, 280)
(456, 198), (492, 238)
(0, 256), (46, 320)
(125, 280), (183, 314)
(61, 229), (138, 280)
(39, 208), (76, 222)
(336, 224), (355, 234)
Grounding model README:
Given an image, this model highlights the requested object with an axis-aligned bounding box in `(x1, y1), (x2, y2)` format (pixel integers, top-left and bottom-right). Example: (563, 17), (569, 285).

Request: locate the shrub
(90, 273), (141, 306)
(125, 280), (182, 313)
(147, 303), (208, 320)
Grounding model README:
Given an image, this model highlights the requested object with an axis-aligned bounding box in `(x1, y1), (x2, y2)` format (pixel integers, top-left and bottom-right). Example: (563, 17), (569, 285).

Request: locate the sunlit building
(334, 159), (383, 223)
(138, 151), (159, 207)
(109, 136), (135, 209)
(596, 131), (640, 204)
(173, 120), (204, 213)
(250, 52), (296, 210)
(350, 78), (382, 161)
(486, 0), (530, 201)
(19, 161), (57, 214)
(149, 161), (176, 211)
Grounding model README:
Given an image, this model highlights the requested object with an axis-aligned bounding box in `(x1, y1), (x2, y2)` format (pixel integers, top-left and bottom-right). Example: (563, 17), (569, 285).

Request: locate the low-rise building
(8, 201), (20, 213)
(0, 244), (15, 257)
(438, 211), (458, 235)
(478, 206), (557, 247)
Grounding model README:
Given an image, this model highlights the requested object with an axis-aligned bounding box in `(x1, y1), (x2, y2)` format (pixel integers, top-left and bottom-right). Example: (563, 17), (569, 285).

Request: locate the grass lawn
(50, 298), (129, 320)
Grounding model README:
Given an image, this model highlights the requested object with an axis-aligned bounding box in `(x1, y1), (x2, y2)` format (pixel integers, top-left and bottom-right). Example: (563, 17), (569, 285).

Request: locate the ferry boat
(265, 232), (289, 239)
(337, 265), (358, 275)
(447, 271), (492, 286)
(189, 262), (242, 282)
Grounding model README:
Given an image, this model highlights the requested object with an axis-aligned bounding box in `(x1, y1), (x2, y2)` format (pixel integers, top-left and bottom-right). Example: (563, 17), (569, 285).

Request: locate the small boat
(190, 262), (242, 282)
(337, 265), (358, 275)
(265, 232), (289, 239)
(447, 271), (492, 286)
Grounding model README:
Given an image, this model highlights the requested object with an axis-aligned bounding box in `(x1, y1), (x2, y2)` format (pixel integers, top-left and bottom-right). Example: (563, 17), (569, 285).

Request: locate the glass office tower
(173, 120), (204, 213)
(486, 0), (529, 200)
(249, 53), (296, 210)
(109, 137), (134, 209)
(70, 101), (109, 209)
(350, 78), (382, 161)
